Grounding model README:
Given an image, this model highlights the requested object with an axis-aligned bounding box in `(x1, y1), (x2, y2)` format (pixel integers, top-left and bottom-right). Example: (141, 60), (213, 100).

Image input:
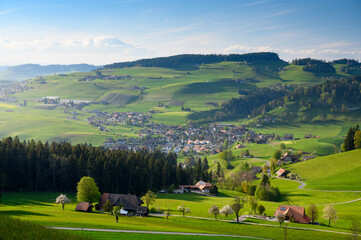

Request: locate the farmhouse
(276, 168), (289, 177)
(274, 206), (310, 224)
(75, 202), (94, 212)
(96, 193), (148, 216)
(180, 180), (212, 193)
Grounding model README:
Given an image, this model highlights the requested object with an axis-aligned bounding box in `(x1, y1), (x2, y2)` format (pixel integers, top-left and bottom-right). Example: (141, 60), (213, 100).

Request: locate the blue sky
(0, 0), (360, 65)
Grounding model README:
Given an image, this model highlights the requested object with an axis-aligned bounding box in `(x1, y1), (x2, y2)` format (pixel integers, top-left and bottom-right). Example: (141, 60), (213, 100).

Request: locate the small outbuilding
(75, 202), (94, 212)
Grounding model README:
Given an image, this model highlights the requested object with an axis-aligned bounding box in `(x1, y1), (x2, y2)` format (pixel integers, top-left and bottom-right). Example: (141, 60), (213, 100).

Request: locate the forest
(0, 137), (211, 195)
(103, 52), (286, 70)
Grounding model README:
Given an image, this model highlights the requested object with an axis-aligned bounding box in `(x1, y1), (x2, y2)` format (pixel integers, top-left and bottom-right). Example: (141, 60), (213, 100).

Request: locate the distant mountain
(0, 63), (99, 81)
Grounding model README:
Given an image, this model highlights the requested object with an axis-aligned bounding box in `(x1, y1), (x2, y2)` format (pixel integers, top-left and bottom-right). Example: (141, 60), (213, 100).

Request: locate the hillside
(0, 63), (98, 81)
(0, 53), (359, 146)
(286, 149), (361, 190)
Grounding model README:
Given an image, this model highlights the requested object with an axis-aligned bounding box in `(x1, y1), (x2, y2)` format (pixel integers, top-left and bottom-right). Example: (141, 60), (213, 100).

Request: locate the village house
(274, 206), (311, 224)
(280, 153), (299, 163)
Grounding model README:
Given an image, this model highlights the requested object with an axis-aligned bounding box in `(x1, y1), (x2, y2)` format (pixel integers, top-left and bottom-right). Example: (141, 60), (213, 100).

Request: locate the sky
(0, 0), (360, 65)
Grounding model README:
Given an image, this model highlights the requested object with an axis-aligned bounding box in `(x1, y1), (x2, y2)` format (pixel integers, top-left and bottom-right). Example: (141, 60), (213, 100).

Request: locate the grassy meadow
(286, 149), (361, 191)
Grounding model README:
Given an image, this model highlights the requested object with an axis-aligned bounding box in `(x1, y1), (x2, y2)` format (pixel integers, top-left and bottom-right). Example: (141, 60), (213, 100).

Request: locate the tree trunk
(329, 218), (331, 227)
(236, 214), (239, 223)
(116, 216), (118, 223)
(62, 203), (64, 210)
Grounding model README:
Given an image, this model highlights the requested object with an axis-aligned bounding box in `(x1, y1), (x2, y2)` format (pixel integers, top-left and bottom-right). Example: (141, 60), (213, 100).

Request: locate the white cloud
(224, 45), (277, 53)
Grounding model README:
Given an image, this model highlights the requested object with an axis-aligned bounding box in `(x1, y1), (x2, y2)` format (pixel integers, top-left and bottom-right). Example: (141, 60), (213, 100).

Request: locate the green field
(286, 149), (361, 190)
(1, 191), (359, 240)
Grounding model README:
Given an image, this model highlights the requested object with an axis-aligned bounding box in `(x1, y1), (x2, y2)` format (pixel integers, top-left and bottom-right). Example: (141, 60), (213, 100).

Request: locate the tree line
(0, 137), (211, 195)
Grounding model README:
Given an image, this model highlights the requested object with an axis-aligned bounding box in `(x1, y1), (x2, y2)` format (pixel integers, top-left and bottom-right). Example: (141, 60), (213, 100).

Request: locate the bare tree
(177, 204), (190, 217)
(307, 204), (318, 224)
(230, 197), (244, 223)
(220, 205), (234, 219)
(55, 194), (71, 210)
(323, 205), (338, 227)
(209, 205), (220, 220)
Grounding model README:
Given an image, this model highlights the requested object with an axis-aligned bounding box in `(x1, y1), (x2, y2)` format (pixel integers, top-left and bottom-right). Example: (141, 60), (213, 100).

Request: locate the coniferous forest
(0, 137), (211, 195)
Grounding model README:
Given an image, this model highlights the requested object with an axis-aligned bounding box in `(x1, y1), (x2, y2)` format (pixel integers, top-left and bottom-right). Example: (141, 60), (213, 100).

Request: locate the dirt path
(48, 226), (271, 239)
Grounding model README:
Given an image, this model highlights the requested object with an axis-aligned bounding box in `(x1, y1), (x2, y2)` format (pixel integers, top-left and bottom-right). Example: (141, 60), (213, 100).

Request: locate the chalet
(96, 193), (148, 216)
(274, 206), (310, 224)
(276, 168), (289, 177)
(180, 180), (212, 193)
(75, 202), (94, 212)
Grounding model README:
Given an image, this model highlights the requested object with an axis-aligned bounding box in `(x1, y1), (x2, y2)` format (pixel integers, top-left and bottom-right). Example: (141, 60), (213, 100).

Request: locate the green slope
(286, 149), (361, 190)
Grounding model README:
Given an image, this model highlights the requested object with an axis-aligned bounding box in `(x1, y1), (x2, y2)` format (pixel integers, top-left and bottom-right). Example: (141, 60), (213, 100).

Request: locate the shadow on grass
(1, 199), (53, 207)
(157, 193), (212, 202)
(0, 210), (51, 217)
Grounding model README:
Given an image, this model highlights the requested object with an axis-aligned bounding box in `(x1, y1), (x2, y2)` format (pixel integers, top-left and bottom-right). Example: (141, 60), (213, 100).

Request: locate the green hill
(286, 149), (361, 190)
(0, 53), (359, 145)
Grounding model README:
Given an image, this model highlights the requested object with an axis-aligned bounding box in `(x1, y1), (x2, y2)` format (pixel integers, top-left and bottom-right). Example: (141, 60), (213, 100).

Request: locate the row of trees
(0, 137), (209, 195)
(342, 125), (361, 151)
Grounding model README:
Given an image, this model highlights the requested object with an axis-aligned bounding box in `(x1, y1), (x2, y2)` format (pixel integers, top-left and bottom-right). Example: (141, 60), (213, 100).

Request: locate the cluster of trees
(342, 125), (361, 152)
(0, 137), (210, 195)
(292, 58), (335, 73)
(103, 52), (285, 70)
(333, 59), (361, 74)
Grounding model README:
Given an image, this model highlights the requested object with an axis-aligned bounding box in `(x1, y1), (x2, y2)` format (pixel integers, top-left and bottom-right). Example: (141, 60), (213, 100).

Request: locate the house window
(280, 207), (286, 211)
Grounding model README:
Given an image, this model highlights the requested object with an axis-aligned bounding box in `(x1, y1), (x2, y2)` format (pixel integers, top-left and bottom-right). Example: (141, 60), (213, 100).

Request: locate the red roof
(275, 206), (310, 224)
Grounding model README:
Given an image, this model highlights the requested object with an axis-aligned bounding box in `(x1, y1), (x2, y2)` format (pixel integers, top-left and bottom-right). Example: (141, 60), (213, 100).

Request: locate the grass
(0, 214), (90, 240)
(286, 149), (361, 190)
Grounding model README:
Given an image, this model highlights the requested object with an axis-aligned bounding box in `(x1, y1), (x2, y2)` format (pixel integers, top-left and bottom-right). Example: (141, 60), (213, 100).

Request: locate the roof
(97, 193), (143, 211)
(276, 168), (286, 175)
(75, 202), (94, 212)
(275, 206), (310, 224)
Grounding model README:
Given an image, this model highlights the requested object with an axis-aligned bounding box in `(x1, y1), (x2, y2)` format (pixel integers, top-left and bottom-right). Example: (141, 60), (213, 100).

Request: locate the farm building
(96, 193), (148, 216)
(75, 202), (94, 212)
(180, 180), (212, 193)
(274, 206), (310, 224)
(276, 168), (289, 177)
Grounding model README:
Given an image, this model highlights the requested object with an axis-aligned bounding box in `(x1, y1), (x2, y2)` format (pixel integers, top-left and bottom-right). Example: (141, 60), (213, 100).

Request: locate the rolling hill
(0, 52), (359, 146)
(286, 149), (361, 190)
